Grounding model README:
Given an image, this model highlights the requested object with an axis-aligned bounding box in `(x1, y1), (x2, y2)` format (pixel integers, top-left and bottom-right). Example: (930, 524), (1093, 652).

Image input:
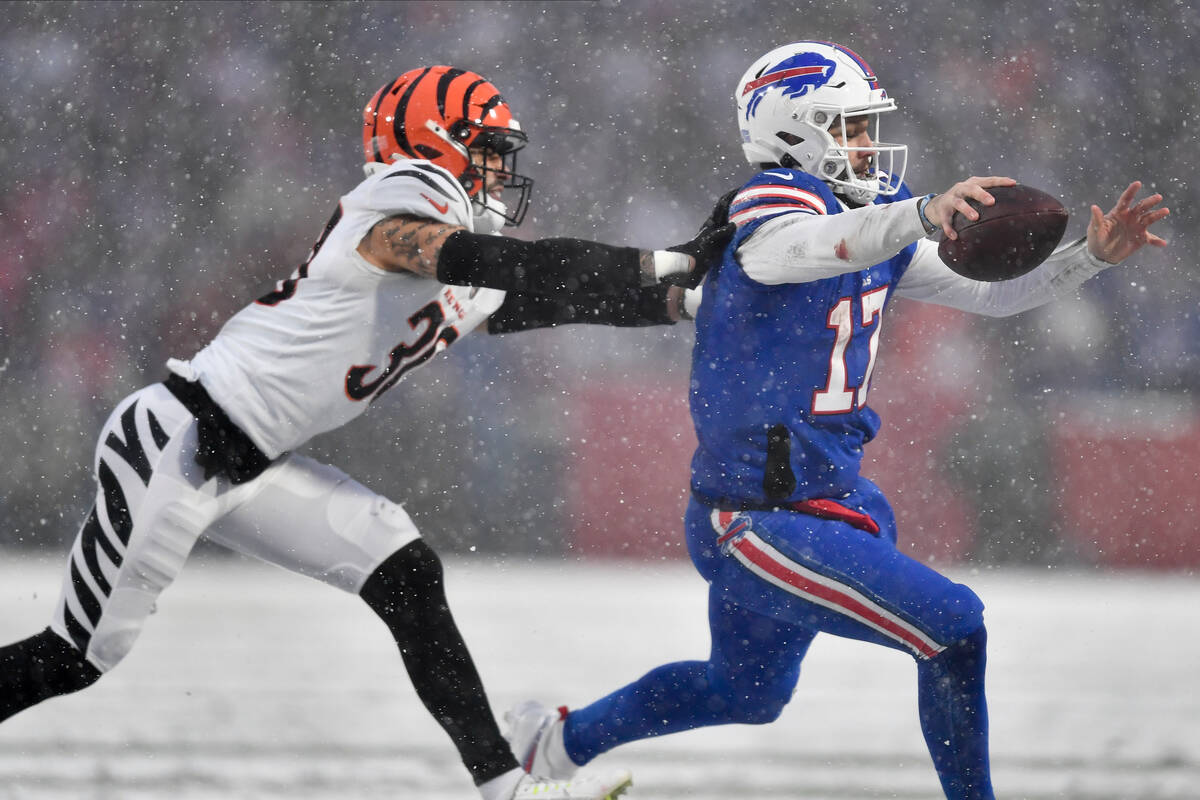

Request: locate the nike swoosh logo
(421, 193), (450, 215)
(762, 170), (794, 180)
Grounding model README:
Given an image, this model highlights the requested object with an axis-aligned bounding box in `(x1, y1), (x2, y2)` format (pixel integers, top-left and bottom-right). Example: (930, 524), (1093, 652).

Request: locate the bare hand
(924, 176), (1018, 240)
(1087, 181), (1170, 264)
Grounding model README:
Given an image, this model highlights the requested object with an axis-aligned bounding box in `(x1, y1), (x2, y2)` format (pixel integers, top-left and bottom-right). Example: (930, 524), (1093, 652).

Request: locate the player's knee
(946, 622), (987, 659)
(359, 539), (446, 629)
(937, 582), (986, 646)
(358, 495), (423, 564)
(924, 623), (988, 685)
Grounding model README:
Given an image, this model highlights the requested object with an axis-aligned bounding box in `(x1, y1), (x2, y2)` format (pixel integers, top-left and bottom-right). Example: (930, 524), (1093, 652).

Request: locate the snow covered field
(0, 553), (1196, 799)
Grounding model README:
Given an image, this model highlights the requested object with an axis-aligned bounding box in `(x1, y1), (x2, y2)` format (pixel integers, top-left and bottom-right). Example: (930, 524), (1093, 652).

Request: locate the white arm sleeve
(737, 196), (929, 285)
(895, 237), (1112, 317)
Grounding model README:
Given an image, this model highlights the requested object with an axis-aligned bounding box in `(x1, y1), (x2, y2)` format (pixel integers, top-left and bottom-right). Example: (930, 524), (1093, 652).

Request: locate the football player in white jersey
(0, 65), (729, 800)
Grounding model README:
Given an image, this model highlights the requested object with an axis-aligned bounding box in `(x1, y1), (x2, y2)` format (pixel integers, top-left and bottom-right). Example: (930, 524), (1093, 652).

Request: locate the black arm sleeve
(486, 286), (676, 334)
(436, 231), (644, 295)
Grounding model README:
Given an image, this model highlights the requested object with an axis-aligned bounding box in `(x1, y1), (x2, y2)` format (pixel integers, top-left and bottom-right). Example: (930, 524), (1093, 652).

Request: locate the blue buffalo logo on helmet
(741, 52), (839, 118)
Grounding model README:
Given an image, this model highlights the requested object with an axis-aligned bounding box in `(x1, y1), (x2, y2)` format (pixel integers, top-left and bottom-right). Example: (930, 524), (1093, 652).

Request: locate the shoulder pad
(729, 169), (837, 227)
(363, 159), (474, 228)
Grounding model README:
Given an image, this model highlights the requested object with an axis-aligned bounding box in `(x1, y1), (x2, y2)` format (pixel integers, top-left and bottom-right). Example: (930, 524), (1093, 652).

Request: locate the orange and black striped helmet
(363, 66), (533, 226)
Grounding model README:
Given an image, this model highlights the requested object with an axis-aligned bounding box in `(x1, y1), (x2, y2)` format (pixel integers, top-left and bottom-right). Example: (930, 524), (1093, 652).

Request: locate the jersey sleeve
(895, 236), (1111, 317)
(734, 173), (927, 285)
(727, 169), (838, 251)
(362, 159), (474, 228)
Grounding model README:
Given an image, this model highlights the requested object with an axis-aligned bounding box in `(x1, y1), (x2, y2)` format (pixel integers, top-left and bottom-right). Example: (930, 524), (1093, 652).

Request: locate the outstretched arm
(897, 181), (1170, 317)
(923, 177), (1169, 260)
(482, 191), (732, 330)
(356, 214), (715, 294)
(738, 176), (1017, 284)
(486, 285), (682, 334)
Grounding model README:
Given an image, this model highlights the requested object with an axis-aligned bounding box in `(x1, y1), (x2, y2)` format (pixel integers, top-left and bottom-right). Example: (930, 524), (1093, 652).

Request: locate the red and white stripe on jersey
(711, 509), (945, 659)
(728, 184), (827, 226)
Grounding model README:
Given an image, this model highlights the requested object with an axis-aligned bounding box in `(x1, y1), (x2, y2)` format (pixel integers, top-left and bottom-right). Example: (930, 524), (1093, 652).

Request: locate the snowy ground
(0, 553), (1197, 800)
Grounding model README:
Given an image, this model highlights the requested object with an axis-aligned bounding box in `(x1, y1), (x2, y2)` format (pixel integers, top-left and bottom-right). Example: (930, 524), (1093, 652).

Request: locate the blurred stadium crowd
(1, 1), (1195, 566)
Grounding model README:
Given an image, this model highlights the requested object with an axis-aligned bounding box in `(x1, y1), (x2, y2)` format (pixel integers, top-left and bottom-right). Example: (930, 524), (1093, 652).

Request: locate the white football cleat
(505, 700), (579, 779)
(509, 768), (633, 799)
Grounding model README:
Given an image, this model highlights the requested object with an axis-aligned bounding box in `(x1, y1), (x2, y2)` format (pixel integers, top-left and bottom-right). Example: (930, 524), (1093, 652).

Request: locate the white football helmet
(735, 41), (907, 204)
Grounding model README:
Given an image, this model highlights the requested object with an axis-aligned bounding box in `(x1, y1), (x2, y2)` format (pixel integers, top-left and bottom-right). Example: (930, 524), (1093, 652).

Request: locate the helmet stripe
(435, 67), (467, 117)
(460, 78), (487, 121)
(812, 40), (879, 88)
(476, 91), (504, 119)
(393, 66), (433, 158)
(741, 65), (827, 96)
(364, 80), (398, 163)
(367, 76), (401, 163)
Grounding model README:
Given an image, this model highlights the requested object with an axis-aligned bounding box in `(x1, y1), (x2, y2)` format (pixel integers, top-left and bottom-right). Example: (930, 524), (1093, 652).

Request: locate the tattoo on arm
(359, 215), (462, 276)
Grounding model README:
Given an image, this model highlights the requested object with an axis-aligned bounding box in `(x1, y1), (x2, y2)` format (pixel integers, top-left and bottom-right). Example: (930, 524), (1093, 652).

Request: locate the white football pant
(51, 382), (420, 672)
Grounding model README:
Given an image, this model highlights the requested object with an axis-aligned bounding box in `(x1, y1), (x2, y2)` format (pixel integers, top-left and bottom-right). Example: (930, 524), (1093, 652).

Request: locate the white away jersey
(179, 160), (505, 458)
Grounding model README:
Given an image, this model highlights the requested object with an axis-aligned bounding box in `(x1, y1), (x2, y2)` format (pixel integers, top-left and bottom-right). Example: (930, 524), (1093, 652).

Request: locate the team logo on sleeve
(742, 52), (838, 117)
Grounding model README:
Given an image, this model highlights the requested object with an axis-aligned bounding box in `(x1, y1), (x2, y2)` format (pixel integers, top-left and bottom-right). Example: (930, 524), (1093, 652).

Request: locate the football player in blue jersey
(505, 41), (1170, 800)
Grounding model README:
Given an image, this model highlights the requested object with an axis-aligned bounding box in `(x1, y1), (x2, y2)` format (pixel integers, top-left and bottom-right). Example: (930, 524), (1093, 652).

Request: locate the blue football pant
(565, 491), (993, 800)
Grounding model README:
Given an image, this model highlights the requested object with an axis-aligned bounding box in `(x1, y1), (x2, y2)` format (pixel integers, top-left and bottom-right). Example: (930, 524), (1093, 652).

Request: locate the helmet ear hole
(448, 120), (473, 144)
(777, 131), (804, 146)
(415, 144), (443, 160)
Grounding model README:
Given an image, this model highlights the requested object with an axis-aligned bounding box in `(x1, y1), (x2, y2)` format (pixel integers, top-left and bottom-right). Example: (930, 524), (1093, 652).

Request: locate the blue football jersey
(690, 169), (917, 508)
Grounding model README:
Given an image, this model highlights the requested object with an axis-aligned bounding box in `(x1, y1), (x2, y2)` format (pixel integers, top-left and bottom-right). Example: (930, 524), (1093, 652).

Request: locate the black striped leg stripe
(97, 460), (134, 545)
(63, 467), (134, 655)
(68, 550), (103, 631)
(64, 533), (100, 655)
(146, 409), (170, 450)
(104, 402), (154, 486)
(63, 401), (148, 655)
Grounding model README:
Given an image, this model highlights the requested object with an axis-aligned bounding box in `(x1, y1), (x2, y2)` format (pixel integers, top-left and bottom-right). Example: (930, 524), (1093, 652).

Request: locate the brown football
(937, 184), (1069, 281)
